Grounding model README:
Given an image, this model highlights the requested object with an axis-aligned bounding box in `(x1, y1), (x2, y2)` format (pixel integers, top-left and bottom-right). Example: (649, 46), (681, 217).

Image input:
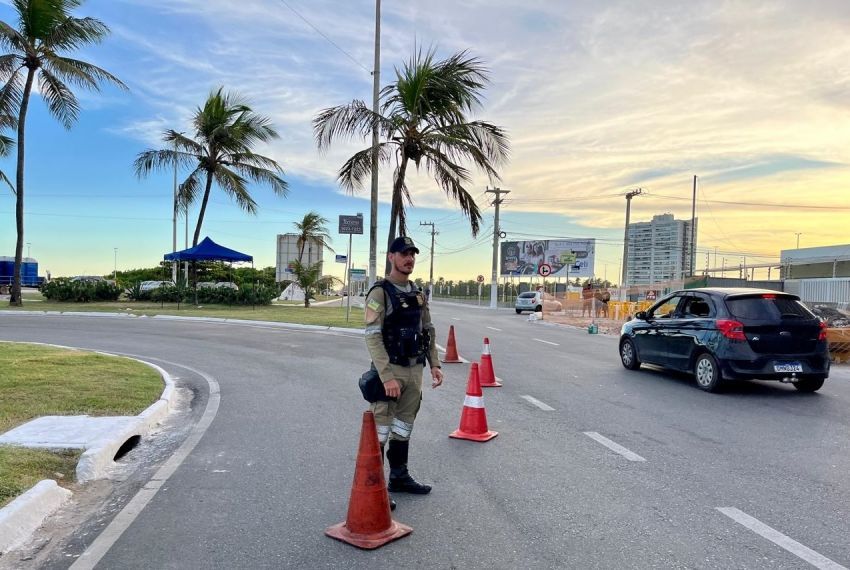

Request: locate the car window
(519, 292), (536, 299)
(681, 296), (714, 318)
(650, 296), (683, 319)
(726, 295), (814, 321)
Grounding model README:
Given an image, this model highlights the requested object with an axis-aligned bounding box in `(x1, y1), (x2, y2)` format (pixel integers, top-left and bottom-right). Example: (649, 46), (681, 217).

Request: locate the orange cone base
(480, 379), (502, 388)
(325, 520), (413, 549)
(441, 355), (464, 363)
(450, 428), (498, 442)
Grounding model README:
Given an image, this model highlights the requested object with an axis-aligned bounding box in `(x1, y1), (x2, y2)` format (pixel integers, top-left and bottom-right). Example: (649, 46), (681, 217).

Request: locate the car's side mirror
(635, 311), (648, 320)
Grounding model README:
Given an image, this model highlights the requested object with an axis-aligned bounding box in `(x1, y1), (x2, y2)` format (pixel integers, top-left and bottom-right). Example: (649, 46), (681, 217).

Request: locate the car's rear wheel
(694, 353), (722, 392)
(794, 376), (825, 392)
(515, 309), (522, 314)
(534, 305), (542, 312)
(620, 338), (641, 370)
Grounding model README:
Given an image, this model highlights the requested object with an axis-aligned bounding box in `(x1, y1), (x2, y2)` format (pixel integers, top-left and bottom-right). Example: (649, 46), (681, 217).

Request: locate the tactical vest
(372, 280), (428, 366)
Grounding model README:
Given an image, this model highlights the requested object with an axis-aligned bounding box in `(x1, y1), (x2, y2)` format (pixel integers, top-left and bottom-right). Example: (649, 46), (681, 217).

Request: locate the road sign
(350, 268), (367, 282)
(477, 275), (485, 283)
(538, 263), (552, 277)
(560, 252), (576, 265)
(338, 214), (363, 235)
(335, 254), (347, 263)
(646, 290), (657, 300)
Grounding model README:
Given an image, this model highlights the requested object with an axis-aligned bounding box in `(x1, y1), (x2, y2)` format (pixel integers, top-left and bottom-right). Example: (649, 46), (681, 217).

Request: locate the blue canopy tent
(164, 237), (254, 307)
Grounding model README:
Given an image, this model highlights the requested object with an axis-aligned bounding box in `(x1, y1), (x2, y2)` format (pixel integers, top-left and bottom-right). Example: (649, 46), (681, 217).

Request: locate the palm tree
(0, 0), (127, 306)
(313, 47), (509, 273)
(134, 87), (288, 247)
(293, 211), (333, 263)
(0, 132), (13, 193)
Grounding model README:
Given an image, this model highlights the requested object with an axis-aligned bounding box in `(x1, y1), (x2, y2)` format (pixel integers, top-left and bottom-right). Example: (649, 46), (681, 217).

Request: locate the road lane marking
(452, 317), (461, 321)
(583, 432), (646, 462)
(533, 338), (559, 346)
(487, 326), (502, 332)
(521, 395), (555, 411)
(71, 359), (221, 570)
(435, 343), (469, 363)
(717, 508), (847, 570)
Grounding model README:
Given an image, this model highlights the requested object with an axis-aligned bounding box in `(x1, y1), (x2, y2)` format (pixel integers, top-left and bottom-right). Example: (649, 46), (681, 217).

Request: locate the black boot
(386, 440), (432, 495)
(380, 444), (397, 510)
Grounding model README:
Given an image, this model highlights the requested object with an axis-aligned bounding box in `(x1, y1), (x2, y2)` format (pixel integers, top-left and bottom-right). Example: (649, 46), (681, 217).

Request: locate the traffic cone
(479, 337), (502, 387)
(450, 363), (498, 442)
(325, 411), (413, 549)
(441, 325), (464, 363)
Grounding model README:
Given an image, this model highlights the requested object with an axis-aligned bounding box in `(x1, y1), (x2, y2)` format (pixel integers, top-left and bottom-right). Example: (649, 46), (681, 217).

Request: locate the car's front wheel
(515, 309), (522, 314)
(620, 338), (641, 370)
(794, 376), (825, 393)
(694, 353), (722, 392)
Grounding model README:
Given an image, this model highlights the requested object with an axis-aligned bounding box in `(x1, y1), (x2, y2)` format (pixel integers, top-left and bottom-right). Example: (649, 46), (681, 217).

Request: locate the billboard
(276, 233), (324, 282)
(500, 239), (595, 278)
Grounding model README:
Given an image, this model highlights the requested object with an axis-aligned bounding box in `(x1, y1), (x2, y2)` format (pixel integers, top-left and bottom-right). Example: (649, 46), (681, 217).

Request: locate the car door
(633, 294), (686, 365)
(665, 294), (715, 371)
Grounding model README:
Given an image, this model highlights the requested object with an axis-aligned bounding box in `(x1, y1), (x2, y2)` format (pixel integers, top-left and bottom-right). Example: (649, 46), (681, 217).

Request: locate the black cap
(389, 236), (419, 254)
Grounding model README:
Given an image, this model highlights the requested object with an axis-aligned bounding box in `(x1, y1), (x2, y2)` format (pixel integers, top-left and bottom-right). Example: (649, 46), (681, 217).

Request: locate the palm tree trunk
(193, 172), (215, 247)
(10, 67), (36, 307)
(384, 156), (409, 275)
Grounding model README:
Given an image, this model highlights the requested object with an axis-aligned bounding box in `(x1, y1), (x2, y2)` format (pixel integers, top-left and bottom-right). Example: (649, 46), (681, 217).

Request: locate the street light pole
(368, 0), (381, 286)
(114, 248), (118, 280)
(26, 242), (30, 258)
(795, 232), (802, 249)
(621, 188), (643, 291)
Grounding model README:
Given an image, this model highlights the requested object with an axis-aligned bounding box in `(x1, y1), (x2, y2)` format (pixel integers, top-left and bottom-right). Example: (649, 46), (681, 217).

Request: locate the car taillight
(762, 294), (776, 299)
(819, 320), (827, 341)
(716, 319), (746, 341)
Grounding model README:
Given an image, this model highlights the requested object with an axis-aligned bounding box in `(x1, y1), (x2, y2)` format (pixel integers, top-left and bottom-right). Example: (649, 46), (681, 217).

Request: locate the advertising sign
(500, 239), (595, 278)
(338, 214), (363, 235)
(335, 254), (347, 264)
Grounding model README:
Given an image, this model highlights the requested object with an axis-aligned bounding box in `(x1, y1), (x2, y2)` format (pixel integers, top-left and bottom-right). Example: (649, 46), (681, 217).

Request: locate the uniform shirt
(364, 278), (440, 384)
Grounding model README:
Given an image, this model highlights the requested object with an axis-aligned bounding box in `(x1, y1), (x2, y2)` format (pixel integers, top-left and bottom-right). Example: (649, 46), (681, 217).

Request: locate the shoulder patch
(367, 298), (381, 312)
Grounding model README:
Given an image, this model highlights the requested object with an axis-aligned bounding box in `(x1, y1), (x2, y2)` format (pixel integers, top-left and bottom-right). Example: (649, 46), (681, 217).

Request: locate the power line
(645, 192), (849, 210)
(277, 0), (371, 74)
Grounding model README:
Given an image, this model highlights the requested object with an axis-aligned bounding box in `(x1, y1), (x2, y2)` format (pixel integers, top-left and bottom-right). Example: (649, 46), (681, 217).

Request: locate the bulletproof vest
(375, 280), (428, 366)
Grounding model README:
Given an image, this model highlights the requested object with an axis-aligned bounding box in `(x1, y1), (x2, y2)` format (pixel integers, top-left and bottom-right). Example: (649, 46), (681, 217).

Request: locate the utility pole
(420, 221), (437, 301)
(795, 232), (802, 249)
(486, 186), (509, 309)
(172, 135), (178, 283)
(621, 188), (643, 291)
(368, 0), (381, 287)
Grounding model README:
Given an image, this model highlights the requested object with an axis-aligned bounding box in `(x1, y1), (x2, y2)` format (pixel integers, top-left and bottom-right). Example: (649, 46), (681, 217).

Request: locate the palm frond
(163, 129), (204, 155)
(0, 20), (27, 53)
(45, 16), (110, 51)
(212, 165), (257, 214)
(426, 150), (482, 236)
(0, 132), (15, 156)
(0, 168), (13, 195)
(337, 142), (394, 193)
(38, 67), (79, 129)
(0, 54), (22, 79)
(229, 161), (288, 197)
(133, 148), (197, 178)
(178, 167), (204, 209)
(42, 54), (127, 91)
(312, 100), (388, 150)
(0, 68), (24, 120)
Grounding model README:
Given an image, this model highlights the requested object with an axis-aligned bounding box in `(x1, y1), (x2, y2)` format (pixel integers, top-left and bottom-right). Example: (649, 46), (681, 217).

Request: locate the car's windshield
(518, 292), (536, 299)
(726, 295), (814, 321)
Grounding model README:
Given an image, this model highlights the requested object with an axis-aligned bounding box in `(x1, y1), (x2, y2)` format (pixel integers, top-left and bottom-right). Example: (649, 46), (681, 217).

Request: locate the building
(626, 213), (697, 286)
(275, 234), (324, 282)
(779, 244), (850, 279)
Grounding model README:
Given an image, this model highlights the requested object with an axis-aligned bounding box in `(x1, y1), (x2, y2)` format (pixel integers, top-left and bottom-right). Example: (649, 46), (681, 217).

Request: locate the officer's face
(389, 250), (416, 275)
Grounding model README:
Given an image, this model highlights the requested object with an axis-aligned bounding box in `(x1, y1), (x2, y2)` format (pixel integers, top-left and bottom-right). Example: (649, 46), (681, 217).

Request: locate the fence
(785, 278), (850, 305)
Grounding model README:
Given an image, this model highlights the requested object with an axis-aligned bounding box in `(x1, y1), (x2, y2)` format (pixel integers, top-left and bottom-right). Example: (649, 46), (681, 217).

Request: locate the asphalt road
(1, 304), (849, 569)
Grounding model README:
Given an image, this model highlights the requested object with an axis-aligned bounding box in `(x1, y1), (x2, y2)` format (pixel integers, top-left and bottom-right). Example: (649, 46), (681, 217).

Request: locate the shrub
(41, 279), (121, 302)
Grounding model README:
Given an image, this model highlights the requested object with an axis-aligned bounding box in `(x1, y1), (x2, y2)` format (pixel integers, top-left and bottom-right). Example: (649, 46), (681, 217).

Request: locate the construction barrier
(827, 328), (850, 364)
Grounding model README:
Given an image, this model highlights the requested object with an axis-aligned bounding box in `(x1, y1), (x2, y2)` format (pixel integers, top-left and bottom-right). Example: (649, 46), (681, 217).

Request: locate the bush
(41, 279), (121, 302)
(136, 283), (278, 306)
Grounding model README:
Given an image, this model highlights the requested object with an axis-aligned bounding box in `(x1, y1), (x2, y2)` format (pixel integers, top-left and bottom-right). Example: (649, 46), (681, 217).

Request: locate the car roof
(679, 287), (797, 299)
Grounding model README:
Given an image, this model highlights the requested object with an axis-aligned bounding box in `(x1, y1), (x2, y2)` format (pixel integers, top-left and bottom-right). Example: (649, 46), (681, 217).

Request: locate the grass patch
(2, 294), (365, 329)
(0, 343), (164, 433)
(0, 447), (80, 507)
(0, 342), (163, 507)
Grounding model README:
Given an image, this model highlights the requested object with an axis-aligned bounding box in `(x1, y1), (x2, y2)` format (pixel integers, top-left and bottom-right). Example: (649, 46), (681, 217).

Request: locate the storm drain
(113, 435), (141, 461)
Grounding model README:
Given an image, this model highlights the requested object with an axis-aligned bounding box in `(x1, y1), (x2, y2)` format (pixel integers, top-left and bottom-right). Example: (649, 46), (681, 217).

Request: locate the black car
(619, 288), (830, 392)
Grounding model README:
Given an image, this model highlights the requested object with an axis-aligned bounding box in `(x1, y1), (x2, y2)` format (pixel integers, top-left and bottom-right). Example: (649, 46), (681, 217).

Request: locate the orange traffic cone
(326, 411), (413, 549)
(450, 363), (498, 442)
(441, 325), (464, 363)
(479, 337), (502, 387)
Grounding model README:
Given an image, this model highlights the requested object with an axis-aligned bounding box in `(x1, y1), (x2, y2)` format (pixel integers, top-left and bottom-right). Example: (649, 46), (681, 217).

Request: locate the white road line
(71, 359), (221, 570)
(521, 395), (555, 411)
(486, 326), (502, 332)
(451, 317), (461, 321)
(583, 432), (646, 462)
(717, 508), (847, 570)
(435, 343), (470, 363)
(533, 338), (559, 346)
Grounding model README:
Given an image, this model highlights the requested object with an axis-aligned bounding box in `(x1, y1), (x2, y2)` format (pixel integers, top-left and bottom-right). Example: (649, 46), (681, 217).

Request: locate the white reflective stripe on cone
(463, 395), (485, 408)
(482, 342), (491, 355)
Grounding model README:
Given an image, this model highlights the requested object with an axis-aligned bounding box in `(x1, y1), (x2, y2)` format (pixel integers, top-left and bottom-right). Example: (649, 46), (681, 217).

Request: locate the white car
(197, 281), (239, 291)
(139, 280), (174, 292)
(515, 291), (563, 314)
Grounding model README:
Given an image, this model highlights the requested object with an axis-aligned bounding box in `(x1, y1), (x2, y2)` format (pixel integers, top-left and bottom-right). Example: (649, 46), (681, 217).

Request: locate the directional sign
(538, 263), (552, 277)
(477, 274), (485, 283)
(560, 252), (576, 265)
(338, 214), (363, 235)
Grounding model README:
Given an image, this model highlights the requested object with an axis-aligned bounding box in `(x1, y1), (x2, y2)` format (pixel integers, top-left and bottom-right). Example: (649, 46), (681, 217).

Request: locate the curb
(0, 347), (177, 554)
(0, 480), (72, 555)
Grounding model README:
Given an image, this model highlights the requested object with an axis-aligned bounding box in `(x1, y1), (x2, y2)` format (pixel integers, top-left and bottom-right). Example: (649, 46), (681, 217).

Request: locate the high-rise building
(626, 214), (697, 285)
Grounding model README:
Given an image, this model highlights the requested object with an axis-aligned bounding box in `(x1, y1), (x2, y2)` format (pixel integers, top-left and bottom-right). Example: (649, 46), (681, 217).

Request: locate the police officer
(365, 236), (443, 497)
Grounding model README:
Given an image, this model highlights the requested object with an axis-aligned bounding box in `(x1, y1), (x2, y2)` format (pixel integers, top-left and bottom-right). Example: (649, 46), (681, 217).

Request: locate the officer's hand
(383, 379), (401, 399)
(431, 367), (444, 388)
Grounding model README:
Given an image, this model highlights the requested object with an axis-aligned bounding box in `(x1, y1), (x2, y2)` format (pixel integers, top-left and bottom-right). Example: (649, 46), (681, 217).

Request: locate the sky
(1, 0), (849, 283)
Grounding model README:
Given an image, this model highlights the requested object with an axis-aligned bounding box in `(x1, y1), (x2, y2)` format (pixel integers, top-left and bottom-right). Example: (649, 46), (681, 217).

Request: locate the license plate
(774, 363), (803, 373)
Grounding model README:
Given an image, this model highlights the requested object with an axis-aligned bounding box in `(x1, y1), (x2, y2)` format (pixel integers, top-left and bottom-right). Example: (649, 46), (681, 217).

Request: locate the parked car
(618, 288), (830, 392)
(138, 280), (175, 292)
(197, 281), (239, 291)
(515, 291), (563, 314)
